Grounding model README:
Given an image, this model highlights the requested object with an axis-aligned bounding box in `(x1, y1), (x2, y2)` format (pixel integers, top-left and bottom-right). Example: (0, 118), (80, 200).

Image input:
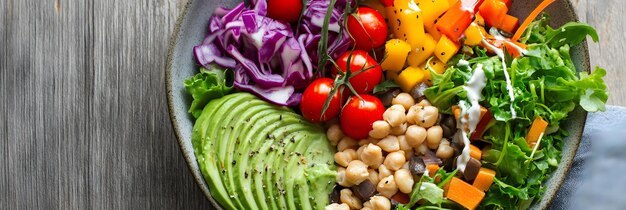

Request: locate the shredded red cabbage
(193, 0), (351, 106)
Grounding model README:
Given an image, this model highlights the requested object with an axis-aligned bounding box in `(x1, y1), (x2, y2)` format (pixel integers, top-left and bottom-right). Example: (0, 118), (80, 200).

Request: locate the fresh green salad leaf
(373, 79), (400, 94)
(184, 66), (234, 119)
(422, 15), (608, 210)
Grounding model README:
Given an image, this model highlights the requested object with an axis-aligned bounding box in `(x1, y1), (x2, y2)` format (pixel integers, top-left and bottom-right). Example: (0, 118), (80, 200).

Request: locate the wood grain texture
(0, 0), (623, 209)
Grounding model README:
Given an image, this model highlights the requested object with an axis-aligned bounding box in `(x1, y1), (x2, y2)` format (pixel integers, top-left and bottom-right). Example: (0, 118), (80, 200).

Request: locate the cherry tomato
(300, 78), (342, 123)
(340, 95), (385, 139)
(267, 0), (303, 22)
(378, 0), (394, 7)
(332, 50), (383, 94)
(347, 7), (388, 51)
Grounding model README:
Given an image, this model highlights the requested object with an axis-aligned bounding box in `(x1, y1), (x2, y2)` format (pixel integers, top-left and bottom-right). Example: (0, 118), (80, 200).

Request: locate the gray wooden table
(1, 0), (624, 209)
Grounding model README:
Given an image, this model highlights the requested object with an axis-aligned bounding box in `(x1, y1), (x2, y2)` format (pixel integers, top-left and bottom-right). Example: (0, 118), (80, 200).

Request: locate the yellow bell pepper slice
(395, 66), (426, 92)
(392, 0), (426, 47)
(434, 35), (460, 63)
(381, 39), (412, 72)
(407, 33), (437, 67)
(418, 0), (450, 29)
(464, 23), (487, 46)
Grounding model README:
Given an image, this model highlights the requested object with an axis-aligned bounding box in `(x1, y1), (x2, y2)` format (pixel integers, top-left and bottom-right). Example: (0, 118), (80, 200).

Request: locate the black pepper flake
(454, 28), (459, 32)
(279, 115), (282, 120)
(399, 9), (403, 12)
(422, 120), (426, 123)
(385, 180), (389, 184)
(394, 10), (397, 14)
(422, 47), (425, 51)
(403, 33), (407, 37)
(222, 169), (226, 174)
(441, 52), (446, 56)
(232, 160), (236, 165)
(416, 15), (420, 19)
(245, 172), (249, 178)
(397, 19), (401, 27)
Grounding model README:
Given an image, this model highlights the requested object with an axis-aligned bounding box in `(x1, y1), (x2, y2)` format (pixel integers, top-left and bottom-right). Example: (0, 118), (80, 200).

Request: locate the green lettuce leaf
(184, 66), (234, 119)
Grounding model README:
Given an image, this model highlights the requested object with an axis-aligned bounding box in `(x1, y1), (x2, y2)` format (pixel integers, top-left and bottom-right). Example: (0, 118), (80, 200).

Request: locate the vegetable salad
(184, 0), (608, 209)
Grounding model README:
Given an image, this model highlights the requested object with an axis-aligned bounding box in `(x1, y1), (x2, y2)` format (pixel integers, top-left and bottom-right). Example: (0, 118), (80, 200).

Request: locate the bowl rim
(165, 0), (590, 209)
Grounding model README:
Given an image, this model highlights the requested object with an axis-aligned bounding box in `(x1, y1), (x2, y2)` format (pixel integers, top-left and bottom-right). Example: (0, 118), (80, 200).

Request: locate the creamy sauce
(456, 64), (487, 172)
(479, 27), (517, 118)
(408, 0), (422, 12)
(457, 59), (469, 67)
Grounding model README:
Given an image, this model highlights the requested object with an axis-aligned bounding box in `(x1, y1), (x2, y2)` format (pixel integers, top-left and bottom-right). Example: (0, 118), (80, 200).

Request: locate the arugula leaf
(184, 66), (234, 119)
(546, 22), (600, 48)
(373, 79), (400, 94)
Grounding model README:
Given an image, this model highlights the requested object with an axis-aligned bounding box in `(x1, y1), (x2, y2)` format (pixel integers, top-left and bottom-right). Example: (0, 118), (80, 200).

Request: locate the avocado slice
(206, 94), (253, 209)
(193, 94), (239, 210)
(231, 107), (279, 210)
(263, 118), (312, 210)
(221, 100), (270, 210)
(193, 93), (337, 210)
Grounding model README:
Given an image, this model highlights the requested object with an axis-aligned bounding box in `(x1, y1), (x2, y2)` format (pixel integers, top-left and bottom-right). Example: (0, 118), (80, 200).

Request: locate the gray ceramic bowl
(166, 0), (589, 209)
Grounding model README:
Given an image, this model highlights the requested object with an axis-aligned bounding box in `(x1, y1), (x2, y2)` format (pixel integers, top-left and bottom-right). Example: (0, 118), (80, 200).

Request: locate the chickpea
(389, 123), (408, 136)
(325, 203), (350, 210)
(436, 138), (455, 159)
(340, 188), (363, 210)
(383, 106), (406, 127)
(336, 167), (354, 187)
(369, 120), (391, 139)
(356, 145), (366, 160)
(368, 169), (380, 184)
(402, 162), (410, 170)
(377, 136), (400, 152)
(359, 137), (379, 146)
(392, 93), (416, 110)
(377, 175), (398, 198)
(334, 149), (357, 167)
(397, 135), (410, 151)
(363, 201), (374, 210)
(388, 104), (406, 113)
(406, 105), (418, 124)
(346, 160), (370, 185)
(403, 149), (414, 160)
(394, 169), (414, 194)
(405, 125), (427, 148)
(426, 126), (443, 150)
(378, 165), (392, 181)
(327, 124), (345, 146)
(337, 136), (358, 152)
(416, 99), (432, 107)
(414, 106), (439, 128)
(361, 144), (384, 169)
(416, 143), (430, 156)
(384, 151), (406, 171)
(370, 195), (392, 210)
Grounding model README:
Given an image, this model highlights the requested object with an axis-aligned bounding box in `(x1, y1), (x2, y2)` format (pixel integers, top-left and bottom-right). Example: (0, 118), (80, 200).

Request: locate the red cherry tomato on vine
(267, 0), (303, 22)
(340, 95), (385, 139)
(332, 50), (383, 94)
(300, 78), (342, 123)
(347, 7), (388, 51)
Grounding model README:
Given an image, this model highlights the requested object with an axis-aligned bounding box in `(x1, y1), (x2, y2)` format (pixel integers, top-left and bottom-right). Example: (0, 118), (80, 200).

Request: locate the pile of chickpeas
(325, 93), (456, 210)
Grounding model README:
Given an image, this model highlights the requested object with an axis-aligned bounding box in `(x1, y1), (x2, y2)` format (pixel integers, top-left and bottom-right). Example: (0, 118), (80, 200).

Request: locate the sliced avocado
(264, 118), (312, 210)
(206, 94), (253, 209)
(221, 100), (270, 210)
(193, 94), (240, 210)
(248, 115), (303, 210)
(231, 107), (278, 210)
(193, 93), (337, 210)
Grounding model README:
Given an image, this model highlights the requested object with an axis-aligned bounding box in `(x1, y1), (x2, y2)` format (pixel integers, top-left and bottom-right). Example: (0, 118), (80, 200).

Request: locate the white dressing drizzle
(457, 59), (469, 67)
(456, 64), (487, 172)
(478, 27), (517, 118)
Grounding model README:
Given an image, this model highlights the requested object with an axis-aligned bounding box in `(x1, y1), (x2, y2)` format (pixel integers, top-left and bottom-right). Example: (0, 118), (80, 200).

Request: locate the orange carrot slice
(512, 0), (556, 41)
